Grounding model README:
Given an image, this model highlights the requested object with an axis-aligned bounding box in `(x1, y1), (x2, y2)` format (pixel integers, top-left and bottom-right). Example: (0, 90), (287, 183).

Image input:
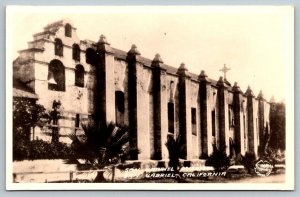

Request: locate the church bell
(48, 72), (57, 85)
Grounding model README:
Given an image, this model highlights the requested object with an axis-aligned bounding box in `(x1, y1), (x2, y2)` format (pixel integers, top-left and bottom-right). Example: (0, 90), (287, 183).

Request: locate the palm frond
(105, 124), (119, 146)
(110, 132), (129, 148)
(67, 121), (134, 170)
(111, 126), (119, 139)
(111, 126), (129, 140)
(103, 122), (116, 143)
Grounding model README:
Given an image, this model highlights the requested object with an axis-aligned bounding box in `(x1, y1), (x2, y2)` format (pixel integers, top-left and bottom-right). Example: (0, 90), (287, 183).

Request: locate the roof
(13, 88), (39, 99)
(113, 47), (221, 87)
(13, 78), (38, 99)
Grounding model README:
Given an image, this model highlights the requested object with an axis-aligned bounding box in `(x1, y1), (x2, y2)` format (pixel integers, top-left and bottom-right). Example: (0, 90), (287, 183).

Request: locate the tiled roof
(13, 88), (38, 99)
(13, 78), (38, 99)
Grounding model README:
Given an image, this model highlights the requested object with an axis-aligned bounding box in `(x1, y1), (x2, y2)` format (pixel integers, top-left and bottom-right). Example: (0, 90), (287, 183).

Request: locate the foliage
(233, 153), (244, 165)
(13, 140), (74, 161)
(205, 145), (230, 171)
(165, 133), (185, 173)
(13, 98), (51, 161)
(242, 151), (256, 174)
(269, 103), (286, 150)
(68, 121), (135, 170)
(260, 147), (285, 165)
(13, 98), (50, 142)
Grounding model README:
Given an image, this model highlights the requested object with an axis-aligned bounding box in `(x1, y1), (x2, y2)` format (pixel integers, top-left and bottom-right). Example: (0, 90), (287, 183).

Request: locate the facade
(13, 19), (279, 162)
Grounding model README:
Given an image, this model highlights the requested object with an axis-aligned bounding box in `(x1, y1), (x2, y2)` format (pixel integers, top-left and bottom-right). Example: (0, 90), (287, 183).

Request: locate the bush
(165, 133), (185, 173)
(261, 148), (285, 165)
(13, 98), (50, 143)
(205, 146), (230, 171)
(233, 153), (244, 165)
(13, 140), (75, 161)
(242, 151), (256, 174)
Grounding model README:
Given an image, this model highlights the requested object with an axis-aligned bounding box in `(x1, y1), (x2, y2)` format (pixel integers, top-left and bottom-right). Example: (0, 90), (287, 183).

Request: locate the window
(168, 102), (175, 134)
(65, 23), (72, 37)
(115, 91), (125, 126)
(54, 38), (63, 56)
(75, 64), (84, 87)
(243, 115), (246, 134)
(48, 59), (65, 91)
(256, 118), (259, 143)
(191, 108), (197, 135)
(86, 48), (97, 65)
(72, 44), (80, 61)
(115, 91), (125, 113)
(75, 114), (80, 128)
(243, 114), (246, 150)
(228, 104), (234, 128)
(212, 110), (215, 136)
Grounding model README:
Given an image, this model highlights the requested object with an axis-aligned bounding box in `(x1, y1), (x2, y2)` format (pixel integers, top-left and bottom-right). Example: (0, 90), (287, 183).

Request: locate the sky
(8, 6), (293, 101)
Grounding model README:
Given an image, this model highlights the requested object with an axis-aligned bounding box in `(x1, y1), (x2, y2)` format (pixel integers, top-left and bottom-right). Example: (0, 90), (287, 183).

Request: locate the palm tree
(67, 121), (137, 182)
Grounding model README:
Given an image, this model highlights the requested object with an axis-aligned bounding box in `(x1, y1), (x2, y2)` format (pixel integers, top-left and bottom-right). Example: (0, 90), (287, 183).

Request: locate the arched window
(54, 38), (63, 56)
(75, 64), (84, 87)
(86, 48), (97, 65)
(65, 23), (72, 37)
(48, 59), (65, 91)
(72, 44), (80, 61)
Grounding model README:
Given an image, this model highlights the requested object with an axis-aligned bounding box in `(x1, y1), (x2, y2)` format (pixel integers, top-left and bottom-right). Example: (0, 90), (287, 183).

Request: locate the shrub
(233, 153), (244, 165)
(205, 146), (230, 171)
(68, 122), (135, 182)
(69, 122), (134, 167)
(13, 140), (74, 161)
(261, 148), (285, 165)
(242, 151), (256, 174)
(13, 98), (51, 161)
(13, 98), (50, 143)
(165, 133), (185, 173)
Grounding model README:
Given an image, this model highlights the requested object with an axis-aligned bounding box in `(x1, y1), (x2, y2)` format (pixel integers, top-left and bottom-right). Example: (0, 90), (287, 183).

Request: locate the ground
(115, 172), (285, 183)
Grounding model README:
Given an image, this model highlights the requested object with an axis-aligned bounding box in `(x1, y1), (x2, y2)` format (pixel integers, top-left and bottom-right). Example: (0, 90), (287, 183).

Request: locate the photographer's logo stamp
(254, 160), (273, 177)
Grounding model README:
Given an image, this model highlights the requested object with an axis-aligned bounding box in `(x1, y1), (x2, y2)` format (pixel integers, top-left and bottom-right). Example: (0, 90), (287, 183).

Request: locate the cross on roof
(219, 64), (231, 80)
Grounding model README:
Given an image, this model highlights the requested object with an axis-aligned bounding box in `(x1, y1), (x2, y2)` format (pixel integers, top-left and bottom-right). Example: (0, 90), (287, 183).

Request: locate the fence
(13, 166), (116, 183)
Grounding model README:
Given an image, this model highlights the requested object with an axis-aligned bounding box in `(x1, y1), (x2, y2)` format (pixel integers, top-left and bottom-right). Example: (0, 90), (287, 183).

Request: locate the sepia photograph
(6, 6), (294, 190)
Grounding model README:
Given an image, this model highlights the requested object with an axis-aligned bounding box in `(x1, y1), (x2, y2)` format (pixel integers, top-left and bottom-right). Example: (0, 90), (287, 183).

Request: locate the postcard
(6, 6), (294, 190)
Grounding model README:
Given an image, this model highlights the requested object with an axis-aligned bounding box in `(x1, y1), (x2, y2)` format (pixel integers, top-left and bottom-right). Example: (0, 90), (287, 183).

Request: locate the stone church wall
(13, 19), (277, 161)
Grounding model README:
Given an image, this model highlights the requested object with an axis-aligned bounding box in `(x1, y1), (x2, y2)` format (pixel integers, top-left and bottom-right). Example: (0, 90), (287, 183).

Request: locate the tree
(13, 98), (48, 139)
(13, 98), (50, 160)
(269, 103), (286, 150)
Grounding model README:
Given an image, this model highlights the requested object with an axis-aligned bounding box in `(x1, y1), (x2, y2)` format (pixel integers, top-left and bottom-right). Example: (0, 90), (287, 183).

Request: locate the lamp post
(51, 100), (61, 143)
